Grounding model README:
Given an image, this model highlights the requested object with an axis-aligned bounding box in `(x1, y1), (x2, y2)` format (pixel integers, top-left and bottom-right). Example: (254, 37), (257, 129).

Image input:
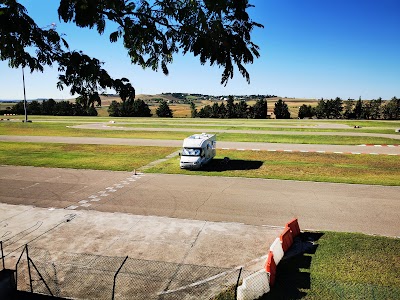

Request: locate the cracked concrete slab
(0, 203), (281, 271)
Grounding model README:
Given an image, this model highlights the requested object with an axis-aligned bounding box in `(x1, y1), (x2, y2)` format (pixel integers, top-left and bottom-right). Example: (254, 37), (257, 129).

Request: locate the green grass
(262, 232), (400, 299)
(108, 122), (400, 134)
(146, 150), (400, 186)
(0, 142), (177, 171)
(1, 122), (399, 145)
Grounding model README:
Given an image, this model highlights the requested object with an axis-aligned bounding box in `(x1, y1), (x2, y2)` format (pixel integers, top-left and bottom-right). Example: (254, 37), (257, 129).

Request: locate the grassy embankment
(1, 121), (399, 145)
(216, 232), (399, 300)
(264, 232), (400, 299)
(1, 143), (399, 186)
(146, 150), (400, 186)
(0, 142), (176, 171)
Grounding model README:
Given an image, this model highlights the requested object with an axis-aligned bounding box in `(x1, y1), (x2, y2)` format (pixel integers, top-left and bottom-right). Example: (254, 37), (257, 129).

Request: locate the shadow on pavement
(197, 159), (263, 172)
(261, 232), (324, 300)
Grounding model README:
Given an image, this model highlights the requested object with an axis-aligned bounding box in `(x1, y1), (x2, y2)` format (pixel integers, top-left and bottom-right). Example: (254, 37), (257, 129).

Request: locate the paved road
(72, 123), (400, 139)
(1, 135), (399, 155)
(1, 166), (399, 237)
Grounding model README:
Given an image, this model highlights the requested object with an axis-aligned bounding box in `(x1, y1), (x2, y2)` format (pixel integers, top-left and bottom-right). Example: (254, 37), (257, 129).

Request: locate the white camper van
(180, 133), (216, 169)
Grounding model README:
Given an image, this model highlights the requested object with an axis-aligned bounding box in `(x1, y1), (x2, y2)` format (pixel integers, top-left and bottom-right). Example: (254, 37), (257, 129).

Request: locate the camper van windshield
(182, 148), (201, 156)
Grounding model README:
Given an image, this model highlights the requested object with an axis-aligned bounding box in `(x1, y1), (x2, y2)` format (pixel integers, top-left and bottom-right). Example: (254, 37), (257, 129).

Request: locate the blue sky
(1, 0), (399, 100)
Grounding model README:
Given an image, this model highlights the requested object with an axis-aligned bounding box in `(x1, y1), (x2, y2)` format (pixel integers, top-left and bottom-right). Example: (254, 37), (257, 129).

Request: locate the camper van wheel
(221, 157), (230, 165)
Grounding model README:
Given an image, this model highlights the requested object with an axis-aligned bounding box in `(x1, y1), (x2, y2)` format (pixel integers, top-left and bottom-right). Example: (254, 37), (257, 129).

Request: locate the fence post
(15, 245), (27, 289)
(0, 241), (4, 270)
(28, 256), (54, 296)
(26, 245), (33, 293)
(234, 267), (243, 300)
(112, 256), (128, 300)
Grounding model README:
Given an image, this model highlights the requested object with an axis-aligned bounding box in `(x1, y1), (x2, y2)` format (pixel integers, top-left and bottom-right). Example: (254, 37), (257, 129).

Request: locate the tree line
(9, 99), (98, 116)
(191, 97), (291, 119)
(191, 96), (269, 119)
(108, 99), (173, 118)
(298, 97), (400, 120)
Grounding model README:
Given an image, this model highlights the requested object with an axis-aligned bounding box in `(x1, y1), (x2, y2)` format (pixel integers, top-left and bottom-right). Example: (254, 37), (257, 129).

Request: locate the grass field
(107, 122), (399, 134)
(262, 231), (400, 299)
(0, 142), (176, 171)
(1, 121), (399, 145)
(1, 142), (398, 186)
(146, 150), (400, 186)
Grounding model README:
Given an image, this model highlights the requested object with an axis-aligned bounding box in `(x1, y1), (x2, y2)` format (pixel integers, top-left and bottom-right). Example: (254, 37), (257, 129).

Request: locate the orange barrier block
(265, 251), (276, 287)
(286, 218), (301, 237)
(280, 226), (293, 252)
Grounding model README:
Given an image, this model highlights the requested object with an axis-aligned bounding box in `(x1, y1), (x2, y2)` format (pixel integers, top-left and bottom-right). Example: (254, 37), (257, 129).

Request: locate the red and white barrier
(269, 237), (284, 265)
(237, 270), (270, 300)
(280, 226), (294, 252)
(286, 218), (301, 237)
(236, 218), (302, 300)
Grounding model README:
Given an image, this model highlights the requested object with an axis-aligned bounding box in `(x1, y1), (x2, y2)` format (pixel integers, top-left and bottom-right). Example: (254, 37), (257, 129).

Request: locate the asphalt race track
(1, 165), (399, 237)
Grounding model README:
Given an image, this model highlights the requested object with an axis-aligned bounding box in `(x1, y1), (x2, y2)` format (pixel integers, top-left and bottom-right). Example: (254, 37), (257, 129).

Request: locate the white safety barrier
(269, 237), (284, 265)
(237, 269), (270, 300)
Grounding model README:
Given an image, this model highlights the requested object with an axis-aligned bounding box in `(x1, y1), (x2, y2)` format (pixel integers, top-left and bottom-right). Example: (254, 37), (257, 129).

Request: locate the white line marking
(388, 154), (398, 156)
(108, 189), (117, 192)
(283, 150), (293, 152)
(80, 203), (91, 207)
(221, 148), (230, 150)
(66, 205), (78, 210)
(237, 149), (245, 151)
(105, 187), (114, 190)
(128, 178), (136, 182)
(90, 199), (100, 202)
(300, 150), (309, 153)
(99, 194), (109, 197)
(334, 152), (343, 154)
(316, 151), (326, 153)
(267, 149), (277, 152)
(251, 149), (260, 151)
(351, 152), (361, 155)
(98, 191), (106, 194)
(121, 181), (128, 184)
(88, 195), (98, 199)
(48, 207), (55, 211)
(78, 200), (88, 204)
(374, 145), (382, 147)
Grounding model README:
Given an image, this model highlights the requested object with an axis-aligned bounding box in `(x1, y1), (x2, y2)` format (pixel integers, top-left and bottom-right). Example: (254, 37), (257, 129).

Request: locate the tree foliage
(0, 0), (67, 72)
(274, 99), (290, 119)
(156, 100), (173, 117)
(298, 104), (314, 119)
(252, 98), (267, 119)
(108, 99), (151, 117)
(382, 97), (400, 120)
(1, 0), (263, 102)
(57, 0), (263, 85)
(190, 101), (197, 118)
(194, 98), (268, 119)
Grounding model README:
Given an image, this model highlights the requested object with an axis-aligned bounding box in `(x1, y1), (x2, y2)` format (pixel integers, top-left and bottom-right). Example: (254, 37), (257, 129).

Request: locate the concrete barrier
(269, 237), (284, 265)
(286, 218), (301, 237)
(237, 269), (270, 300)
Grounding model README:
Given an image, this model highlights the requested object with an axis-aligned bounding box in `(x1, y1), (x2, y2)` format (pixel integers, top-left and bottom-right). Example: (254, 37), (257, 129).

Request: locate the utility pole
(22, 67), (28, 122)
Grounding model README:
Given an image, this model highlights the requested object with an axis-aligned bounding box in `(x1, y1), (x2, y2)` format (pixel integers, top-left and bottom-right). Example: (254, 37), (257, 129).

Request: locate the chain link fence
(14, 245), (250, 300)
